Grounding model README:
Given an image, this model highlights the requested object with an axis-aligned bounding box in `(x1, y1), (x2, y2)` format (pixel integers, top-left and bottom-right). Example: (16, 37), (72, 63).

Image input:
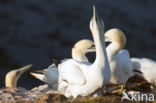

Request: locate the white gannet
(58, 6), (110, 99)
(131, 57), (156, 86)
(104, 28), (134, 87)
(72, 39), (95, 62)
(30, 39), (95, 88)
(5, 65), (32, 88)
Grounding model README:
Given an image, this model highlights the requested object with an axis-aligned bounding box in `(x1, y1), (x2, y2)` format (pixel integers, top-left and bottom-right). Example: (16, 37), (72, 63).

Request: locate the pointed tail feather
(30, 70), (45, 82)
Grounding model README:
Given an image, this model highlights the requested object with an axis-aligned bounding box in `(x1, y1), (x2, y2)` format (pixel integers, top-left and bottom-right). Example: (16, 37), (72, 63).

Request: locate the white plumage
(131, 57), (156, 86)
(105, 28), (134, 84)
(72, 39), (95, 62)
(58, 6), (110, 98)
(30, 39), (95, 89)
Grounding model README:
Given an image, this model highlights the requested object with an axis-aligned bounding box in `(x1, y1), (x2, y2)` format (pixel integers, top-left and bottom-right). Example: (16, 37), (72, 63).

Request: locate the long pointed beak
(93, 5), (98, 23)
(18, 64), (32, 74)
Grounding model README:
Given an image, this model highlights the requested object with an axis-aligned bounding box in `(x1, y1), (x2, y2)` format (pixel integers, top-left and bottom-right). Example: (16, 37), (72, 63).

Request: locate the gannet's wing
(131, 58), (156, 85)
(118, 49), (133, 77)
(58, 59), (86, 85)
(131, 58), (156, 71)
(30, 65), (58, 85)
(30, 58), (68, 85)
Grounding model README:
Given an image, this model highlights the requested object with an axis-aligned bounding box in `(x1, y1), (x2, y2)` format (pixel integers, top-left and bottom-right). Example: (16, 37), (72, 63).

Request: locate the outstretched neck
(72, 49), (88, 62)
(92, 29), (109, 70)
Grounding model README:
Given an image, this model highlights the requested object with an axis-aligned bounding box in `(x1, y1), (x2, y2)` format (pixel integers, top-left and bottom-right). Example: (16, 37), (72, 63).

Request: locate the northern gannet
(131, 58), (156, 86)
(72, 39), (95, 62)
(104, 28), (134, 90)
(58, 6), (110, 99)
(30, 39), (95, 89)
(5, 65), (32, 88)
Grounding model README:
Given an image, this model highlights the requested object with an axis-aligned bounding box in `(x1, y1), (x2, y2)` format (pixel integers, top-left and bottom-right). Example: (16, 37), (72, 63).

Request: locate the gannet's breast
(109, 50), (134, 84)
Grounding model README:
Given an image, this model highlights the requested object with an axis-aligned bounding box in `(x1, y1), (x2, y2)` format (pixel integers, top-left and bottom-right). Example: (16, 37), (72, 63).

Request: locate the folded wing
(58, 59), (86, 86)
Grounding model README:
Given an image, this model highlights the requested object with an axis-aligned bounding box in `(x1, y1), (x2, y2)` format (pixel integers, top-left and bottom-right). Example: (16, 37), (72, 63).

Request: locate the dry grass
(34, 93), (155, 103)
(0, 81), (156, 103)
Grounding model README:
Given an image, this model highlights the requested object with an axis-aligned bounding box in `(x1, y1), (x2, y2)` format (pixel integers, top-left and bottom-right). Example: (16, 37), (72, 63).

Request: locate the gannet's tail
(30, 69), (45, 82)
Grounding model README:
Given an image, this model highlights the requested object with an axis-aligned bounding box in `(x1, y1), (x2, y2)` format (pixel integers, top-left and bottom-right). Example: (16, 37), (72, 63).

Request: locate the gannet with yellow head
(30, 39), (95, 89)
(72, 39), (95, 62)
(58, 6), (110, 98)
(5, 65), (32, 88)
(105, 28), (126, 52)
(104, 28), (134, 92)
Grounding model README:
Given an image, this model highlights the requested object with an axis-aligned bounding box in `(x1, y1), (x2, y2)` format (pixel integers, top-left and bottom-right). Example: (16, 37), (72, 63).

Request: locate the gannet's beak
(92, 5), (105, 33)
(5, 64), (32, 88)
(90, 5), (100, 31)
(93, 5), (98, 23)
(18, 64), (33, 75)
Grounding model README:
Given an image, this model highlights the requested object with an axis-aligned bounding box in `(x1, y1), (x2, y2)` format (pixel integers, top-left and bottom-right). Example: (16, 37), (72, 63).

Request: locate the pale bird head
(105, 28), (126, 48)
(72, 39), (95, 54)
(5, 64), (32, 88)
(89, 6), (105, 35)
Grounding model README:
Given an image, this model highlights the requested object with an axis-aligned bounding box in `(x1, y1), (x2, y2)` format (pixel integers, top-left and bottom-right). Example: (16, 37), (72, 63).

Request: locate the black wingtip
(133, 70), (143, 74)
(52, 59), (61, 68)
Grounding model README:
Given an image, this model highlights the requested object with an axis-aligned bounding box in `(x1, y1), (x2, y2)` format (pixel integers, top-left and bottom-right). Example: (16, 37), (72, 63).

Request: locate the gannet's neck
(106, 42), (121, 60)
(5, 70), (21, 88)
(71, 39), (95, 62)
(106, 37), (126, 61)
(105, 28), (126, 60)
(5, 75), (18, 88)
(92, 28), (109, 70)
(72, 49), (88, 62)
(90, 9), (109, 70)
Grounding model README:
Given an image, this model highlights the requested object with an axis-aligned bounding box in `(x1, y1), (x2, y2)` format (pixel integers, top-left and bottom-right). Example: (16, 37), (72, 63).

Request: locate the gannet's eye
(88, 44), (95, 50)
(91, 44), (95, 48)
(16, 71), (20, 76)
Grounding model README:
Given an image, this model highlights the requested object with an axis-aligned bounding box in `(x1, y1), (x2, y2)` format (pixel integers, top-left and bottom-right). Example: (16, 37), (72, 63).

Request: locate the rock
(0, 84), (61, 102)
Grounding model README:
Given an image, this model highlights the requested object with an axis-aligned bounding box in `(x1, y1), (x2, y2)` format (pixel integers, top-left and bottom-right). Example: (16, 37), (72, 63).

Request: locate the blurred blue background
(0, 0), (156, 89)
